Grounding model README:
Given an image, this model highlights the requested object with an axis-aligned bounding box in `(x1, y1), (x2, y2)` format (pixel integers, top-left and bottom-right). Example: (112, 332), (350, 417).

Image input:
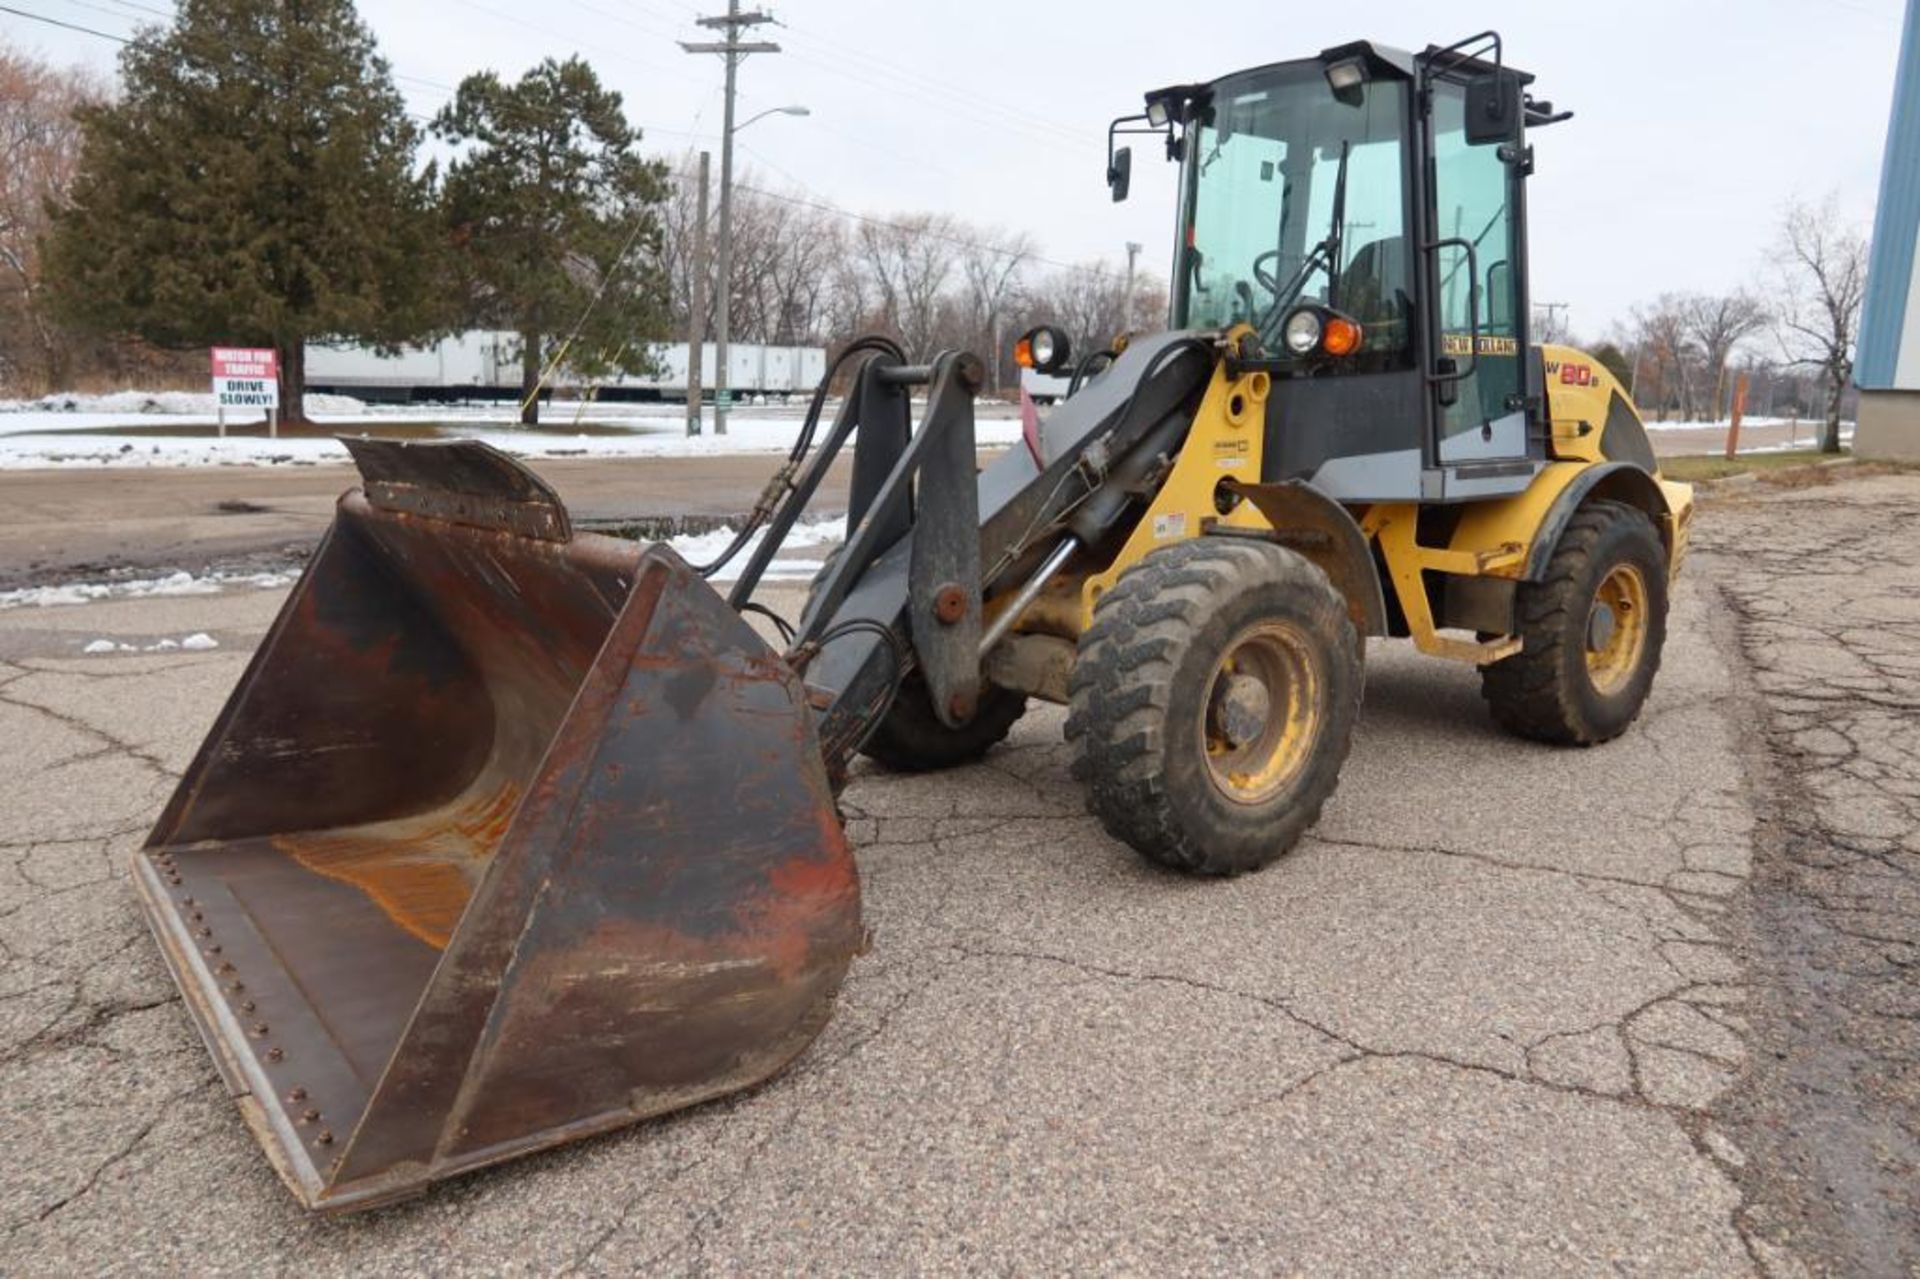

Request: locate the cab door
(1422, 68), (1532, 472)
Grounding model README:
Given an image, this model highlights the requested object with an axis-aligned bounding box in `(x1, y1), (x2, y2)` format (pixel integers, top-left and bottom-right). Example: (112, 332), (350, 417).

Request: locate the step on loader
(136, 32), (1694, 1210)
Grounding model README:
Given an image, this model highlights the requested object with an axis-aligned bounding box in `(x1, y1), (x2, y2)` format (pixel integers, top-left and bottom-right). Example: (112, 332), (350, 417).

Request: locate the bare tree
(1772, 197), (1867, 452)
(957, 227), (1033, 391)
(1630, 295), (1698, 421)
(1025, 262), (1128, 355)
(759, 202), (841, 344)
(0, 45), (100, 392)
(1682, 291), (1769, 422)
(856, 213), (957, 357)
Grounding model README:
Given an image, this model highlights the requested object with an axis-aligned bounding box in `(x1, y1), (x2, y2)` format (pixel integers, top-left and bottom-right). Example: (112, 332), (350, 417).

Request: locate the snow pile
(0, 397), (1023, 468)
(0, 568), (295, 610)
(665, 516), (844, 583)
(81, 632), (221, 654)
(1, 390), (366, 415)
(0, 419), (1025, 469)
(1638, 415), (1817, 432)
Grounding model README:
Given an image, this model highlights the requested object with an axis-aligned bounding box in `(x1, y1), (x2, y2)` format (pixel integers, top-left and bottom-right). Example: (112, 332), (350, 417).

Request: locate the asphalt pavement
(0, 466), (1914, 1273)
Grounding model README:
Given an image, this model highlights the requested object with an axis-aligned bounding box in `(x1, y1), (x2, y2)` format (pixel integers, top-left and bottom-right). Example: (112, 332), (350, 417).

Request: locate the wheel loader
(134, 32), (1693, 1210)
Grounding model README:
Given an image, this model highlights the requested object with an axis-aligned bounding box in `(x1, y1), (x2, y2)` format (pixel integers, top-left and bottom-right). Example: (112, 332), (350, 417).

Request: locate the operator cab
(1106, 33), (1571, 503)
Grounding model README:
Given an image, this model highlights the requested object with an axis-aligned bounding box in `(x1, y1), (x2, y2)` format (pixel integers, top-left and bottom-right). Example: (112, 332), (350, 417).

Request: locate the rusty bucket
(133, 440), (860, 1213)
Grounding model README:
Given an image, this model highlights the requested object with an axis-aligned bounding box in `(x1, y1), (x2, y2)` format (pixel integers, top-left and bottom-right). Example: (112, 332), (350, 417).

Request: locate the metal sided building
(1859, 0), (1920, 458)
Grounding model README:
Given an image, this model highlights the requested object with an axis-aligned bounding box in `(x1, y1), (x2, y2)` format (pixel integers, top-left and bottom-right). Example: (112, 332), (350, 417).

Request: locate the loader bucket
(133, 439), (861, 1213)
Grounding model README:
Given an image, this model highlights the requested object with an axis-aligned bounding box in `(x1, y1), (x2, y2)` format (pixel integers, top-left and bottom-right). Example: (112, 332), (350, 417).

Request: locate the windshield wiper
(1324, 139), (1350, 310)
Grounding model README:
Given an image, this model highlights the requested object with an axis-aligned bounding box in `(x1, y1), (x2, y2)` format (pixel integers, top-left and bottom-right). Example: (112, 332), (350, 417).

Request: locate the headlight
(1031, 328), (1058, 368)
(1015, 325), (1072, 374)
(1282, 308), (1323, 355)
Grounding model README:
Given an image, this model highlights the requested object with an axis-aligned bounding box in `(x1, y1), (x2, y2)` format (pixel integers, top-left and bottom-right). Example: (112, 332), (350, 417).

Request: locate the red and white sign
(211, 347), (280, 410)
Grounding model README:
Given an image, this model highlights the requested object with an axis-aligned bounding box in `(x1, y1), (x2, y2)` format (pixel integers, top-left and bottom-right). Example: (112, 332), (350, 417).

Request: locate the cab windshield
(1174, 62), (1412, 364)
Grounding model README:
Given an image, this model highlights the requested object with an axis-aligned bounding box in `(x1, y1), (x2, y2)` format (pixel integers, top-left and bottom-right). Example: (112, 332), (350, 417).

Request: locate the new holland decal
(1440, 333), (1521, 357)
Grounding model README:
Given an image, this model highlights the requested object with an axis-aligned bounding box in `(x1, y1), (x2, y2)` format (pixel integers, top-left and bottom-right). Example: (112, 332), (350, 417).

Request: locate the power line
(711, 171), (1122, 281)
(767, 15), (1085, 151)
(0, 2), (130, 41)
(49, 0), (144, 30)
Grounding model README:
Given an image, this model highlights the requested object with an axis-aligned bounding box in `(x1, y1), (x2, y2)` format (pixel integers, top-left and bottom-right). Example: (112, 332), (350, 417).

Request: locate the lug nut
(287, 1087), (307, 1102)
(316, 1130), (334, 1145)
(265, 1046), (284, 1062)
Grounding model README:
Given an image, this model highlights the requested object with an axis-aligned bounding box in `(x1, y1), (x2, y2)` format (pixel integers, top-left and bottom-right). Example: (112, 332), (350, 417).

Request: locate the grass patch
(1659, 448), (1844, 483)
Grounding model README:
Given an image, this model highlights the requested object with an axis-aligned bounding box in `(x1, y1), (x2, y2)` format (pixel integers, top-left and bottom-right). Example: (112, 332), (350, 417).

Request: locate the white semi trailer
(305, 333), (827, 404)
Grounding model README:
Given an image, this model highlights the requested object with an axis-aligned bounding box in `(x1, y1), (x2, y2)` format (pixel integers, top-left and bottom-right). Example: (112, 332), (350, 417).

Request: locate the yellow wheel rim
(1585, 563), (1649, 696)
(1201, 620), (1320, 806)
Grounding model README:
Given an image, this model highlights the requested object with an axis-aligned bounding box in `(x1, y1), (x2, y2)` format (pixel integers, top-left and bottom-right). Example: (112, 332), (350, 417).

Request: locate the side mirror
(1464, 69), (1522, 146)
(1107, 146), (1132, 203)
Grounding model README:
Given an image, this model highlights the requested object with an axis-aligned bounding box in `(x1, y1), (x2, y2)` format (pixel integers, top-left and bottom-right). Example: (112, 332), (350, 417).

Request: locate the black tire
(1065, 539), (1364, 876)
(804, 548), (1027, 773)
(858, 677), (1028, 772)
(1480, 499), (1668, 745)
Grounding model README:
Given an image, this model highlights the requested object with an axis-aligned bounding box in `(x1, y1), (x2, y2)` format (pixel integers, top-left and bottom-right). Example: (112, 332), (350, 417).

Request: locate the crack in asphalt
(0, 683), (177, 779)
(944, 941), (1738, 1120)
(3, 492), (1859, 1271)
(19, 1076), (220, 1231)
(1693, 479), (1920, 1277)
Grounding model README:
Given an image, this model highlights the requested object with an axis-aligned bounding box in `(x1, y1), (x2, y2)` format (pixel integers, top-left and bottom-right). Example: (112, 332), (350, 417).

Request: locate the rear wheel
(1065, 539), (1363, 876)
(804, 548), (1026, 772)
(1480, 500), (1668, 745)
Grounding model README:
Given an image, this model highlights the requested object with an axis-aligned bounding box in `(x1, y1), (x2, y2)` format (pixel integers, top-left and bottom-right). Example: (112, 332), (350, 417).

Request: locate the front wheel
(1480, 499), (1669, 745)
(1065, 539), (1364, 876)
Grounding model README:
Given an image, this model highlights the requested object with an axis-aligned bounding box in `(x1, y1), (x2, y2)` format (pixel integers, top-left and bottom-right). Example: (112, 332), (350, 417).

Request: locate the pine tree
(42, 0), (445, 421)
(436, 57), (670, 425)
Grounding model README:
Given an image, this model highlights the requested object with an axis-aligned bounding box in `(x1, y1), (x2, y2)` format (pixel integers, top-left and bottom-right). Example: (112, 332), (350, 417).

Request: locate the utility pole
(1533, 300), (1570, 343)
(682, 1), (779, 436)
(685, 150), (710, 437)
(1123, 241), (1142, 333)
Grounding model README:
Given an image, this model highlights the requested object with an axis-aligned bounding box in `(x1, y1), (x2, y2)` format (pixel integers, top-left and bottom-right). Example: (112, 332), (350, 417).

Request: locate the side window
(1430, 83), (1523, 450)
(1184, 128), (1290, 329)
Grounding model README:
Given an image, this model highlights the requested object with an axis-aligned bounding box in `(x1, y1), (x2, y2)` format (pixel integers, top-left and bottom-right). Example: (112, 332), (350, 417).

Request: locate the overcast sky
(4, 0), (1908, 337)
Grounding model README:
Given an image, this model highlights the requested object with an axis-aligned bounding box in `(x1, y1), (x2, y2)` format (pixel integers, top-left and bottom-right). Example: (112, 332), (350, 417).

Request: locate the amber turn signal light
(1322, 316), (1364, 357)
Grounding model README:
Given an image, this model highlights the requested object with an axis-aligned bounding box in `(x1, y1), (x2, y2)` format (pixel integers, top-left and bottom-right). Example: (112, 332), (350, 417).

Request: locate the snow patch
(665, 517), (844, 583)
(3, 568), (295, 610)
(0, 390), (366, 415)
(79, 633), (219, 655)
(0, 398), (1022, 468)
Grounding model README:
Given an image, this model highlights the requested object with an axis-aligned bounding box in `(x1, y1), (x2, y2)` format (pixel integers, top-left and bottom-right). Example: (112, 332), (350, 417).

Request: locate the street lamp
(709, 103), (808, 434)
(736, 104), (809, 131)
